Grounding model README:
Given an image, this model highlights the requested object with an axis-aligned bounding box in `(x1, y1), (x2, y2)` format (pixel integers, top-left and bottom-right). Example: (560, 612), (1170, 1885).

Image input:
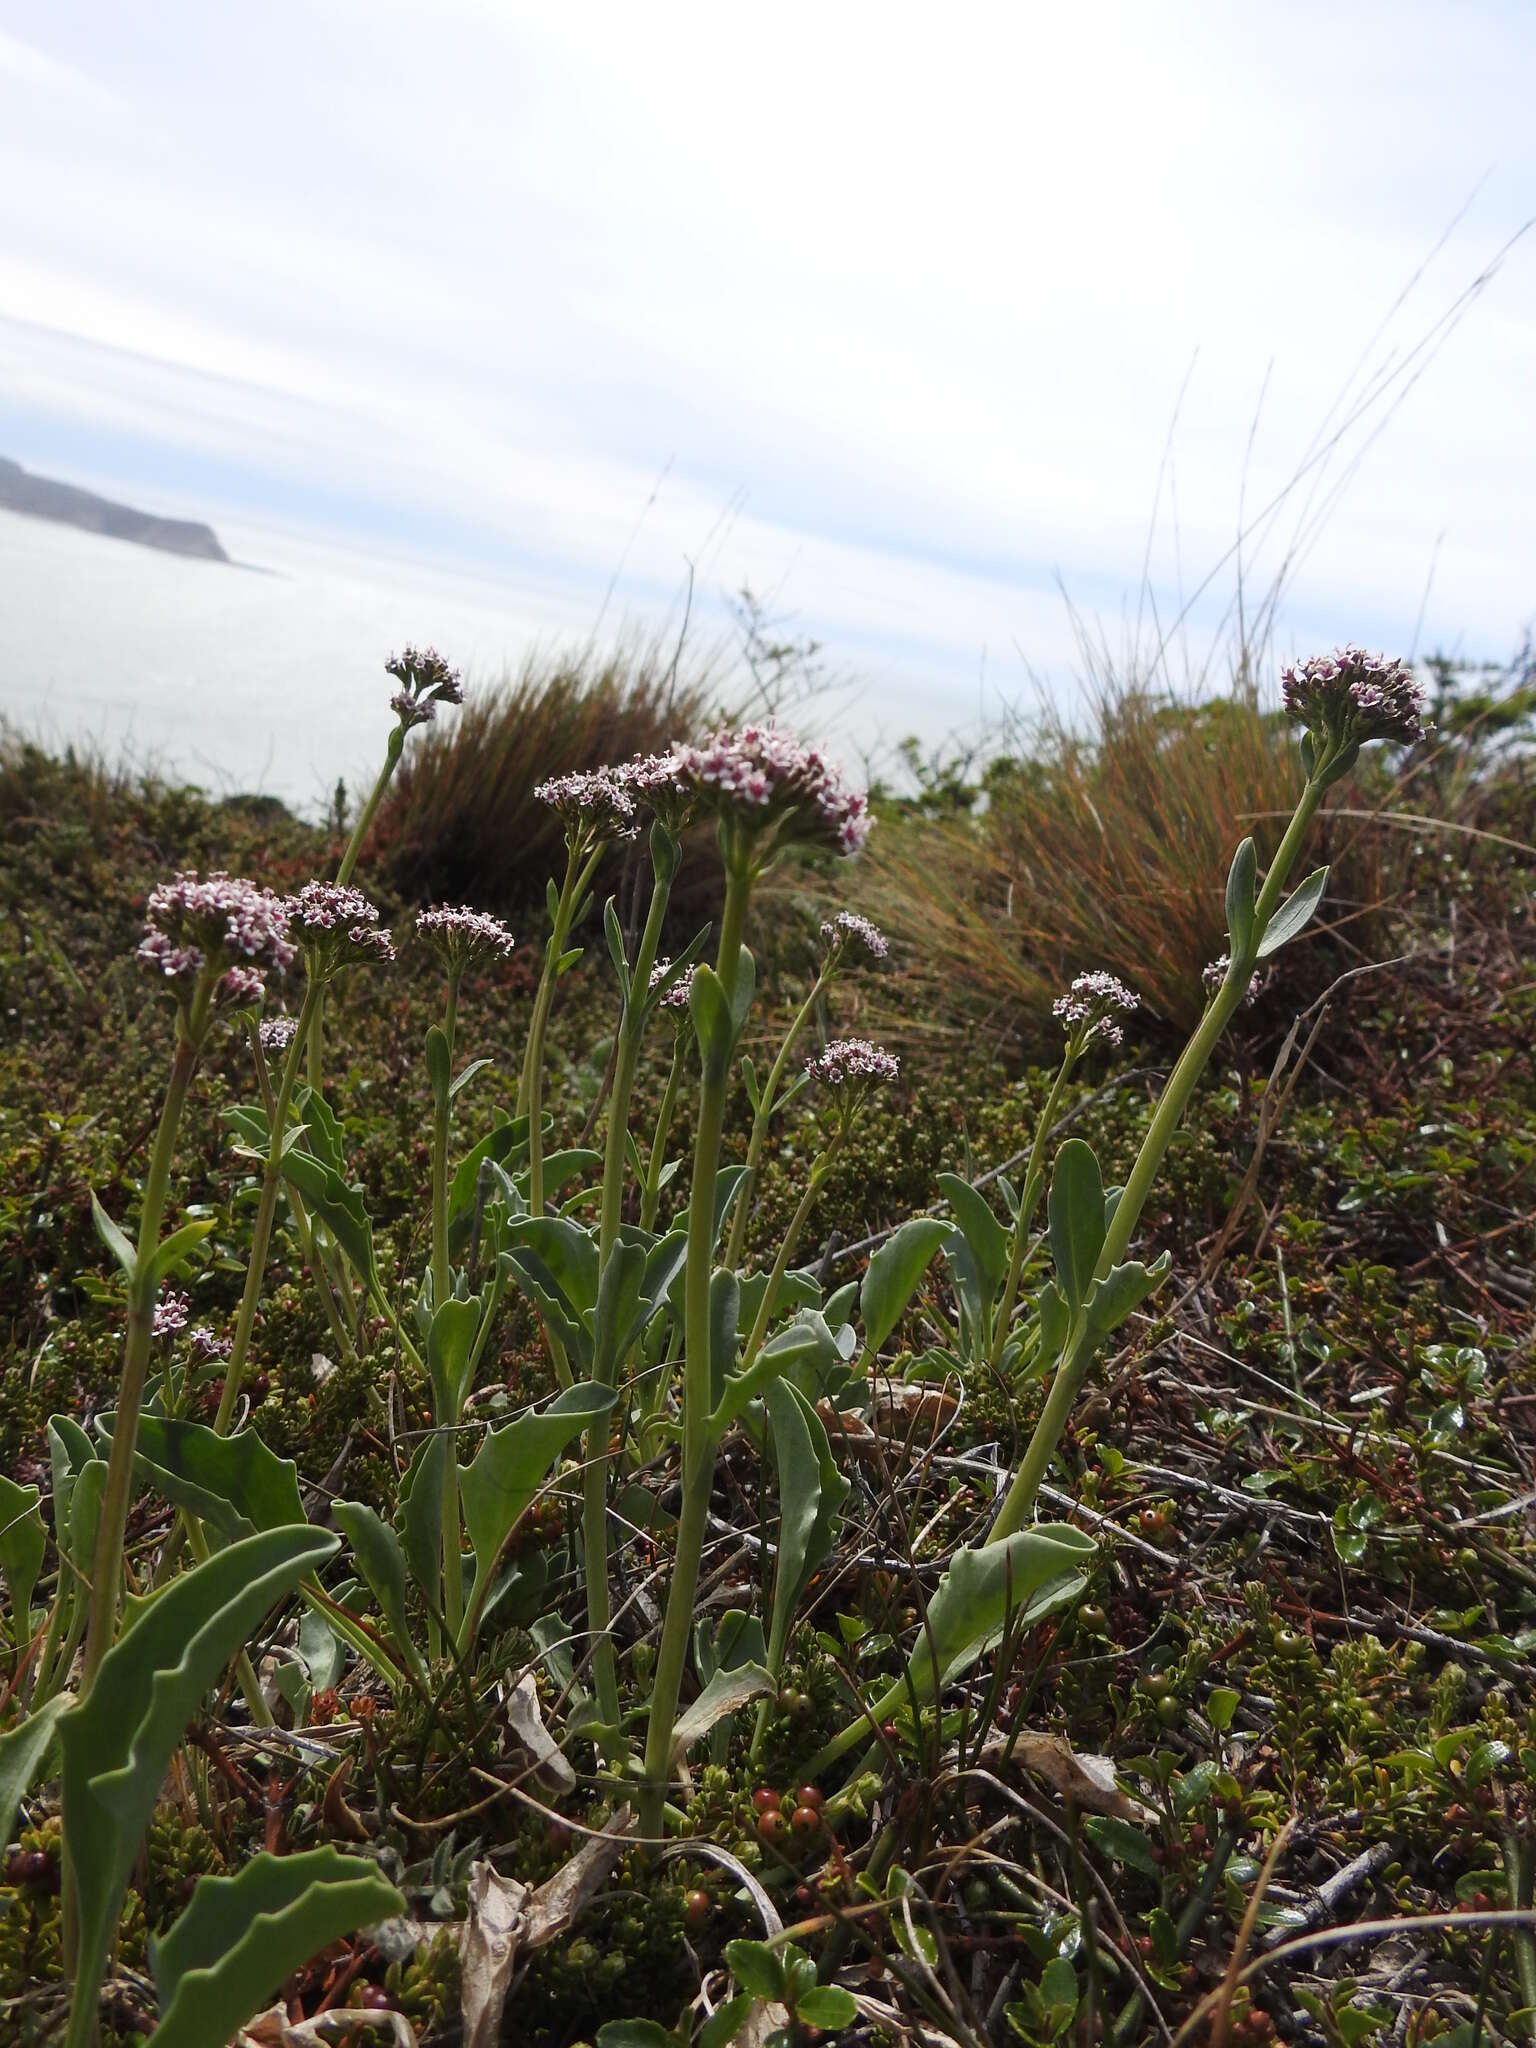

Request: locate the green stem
(308, 724), (405, 1102)
(639, 863), (752, 1840)
(523, 843), (588, 1216)
(80, 1029), (200, 1689)
(1502, 1834), (1536, 2029)
(640, 1039), (685, 1233)
(986, 1054), (1072, 1371)
(213, 976), (323, 1436)
(585, 846), (676, 1731)
(432, 974), (459, 1306)
(987, 772), (1327, 1544)
(739, 1147), (837, 1371)
(724, 968), (829, 1270)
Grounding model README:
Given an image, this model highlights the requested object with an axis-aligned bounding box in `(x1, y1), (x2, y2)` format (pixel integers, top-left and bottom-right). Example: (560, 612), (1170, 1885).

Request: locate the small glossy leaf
(1225, 836), (1257, 956)
(60, 1524), (338, 2042)
(151, 1847), (404, 2048)
(596, 2024), (675, 2048)
(1048, 1140), (1106, 1313)
(724, 1938), (784, 2000)
(1256, 865), (1329, 959)
(1082, 1813), (1160, 1876)
(699, 1998), (754, 2048)
(796, 1987), (857, 2028)
(860, 1215), (951, 1358)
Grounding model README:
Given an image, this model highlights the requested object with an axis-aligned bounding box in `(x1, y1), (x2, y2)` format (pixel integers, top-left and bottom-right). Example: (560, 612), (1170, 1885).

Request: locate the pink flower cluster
(152, 1290), (191, 1339)
(805, 1037), (900, 1088)
(648, 958), (697, 1010)
(1281, 647), (1427, 748)
(1202, 954), (1263, 1008)
(287, 881), (397, 969)
(614, 751), (697, 830)
(138, 872), (295, 1005)
(260, 1014), (299, 1054)
(190, 1325), (233, 1362)
(534, 769), (639, 841)
(675, 725), (872, 858)
(1053, 970), (1139, 1049)
(386, 645), (464, 729)
(416, 904), (517, 971)
(821, 911), (888, 962)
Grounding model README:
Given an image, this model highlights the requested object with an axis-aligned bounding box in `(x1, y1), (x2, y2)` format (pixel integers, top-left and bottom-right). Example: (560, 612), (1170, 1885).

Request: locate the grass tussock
(858, 676), (1388, 1046)
(373, 638), (726, 914)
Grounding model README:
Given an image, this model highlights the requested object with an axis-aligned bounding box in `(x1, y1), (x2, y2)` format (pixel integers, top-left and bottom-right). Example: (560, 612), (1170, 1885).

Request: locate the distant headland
(0, 456), (228, 563)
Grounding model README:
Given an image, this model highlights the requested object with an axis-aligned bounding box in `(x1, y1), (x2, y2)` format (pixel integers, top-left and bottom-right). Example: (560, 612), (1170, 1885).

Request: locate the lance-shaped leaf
(937, 1175), (1010, 1296)
(151, 1846), (404, 2048)
(671, 1661), (776, 1762)
(59, 1524), (338, 2037)
(330, 1503), (428, 1686)
(48, 1414), (98, 1563)
(396, 1432), (449, 1605)
(712, 1166), (748, 1250)
(592, 1241), (647, 1386)
(1256, 864), (1329, 959)
(1085, 1251), (1172, 1343)
(449, 1115), (537, 1229)
(1036, 1280), (1070, 1371)
(0, 1477), (45, 1659)
(1047, 1140), (1106, 1313)
(689, 964), (735, 1080)
(761, 1380), (850, 1682)
(457, 1385), (616, 1640)
(1225, 835), (1258, 957)
(0, 1694), (68, 1851)
(507, 1217), (600, 1320)
(89, 1189), (136, 1280)
(860, 1215), (951, 1360)
(97, 1413), (306, 1541)
(909, 1525), (1096, 1696)
(424, 1025), (451, 1113)
(294, 1085), (346, 1174)
(141, 1217), (216, 1294)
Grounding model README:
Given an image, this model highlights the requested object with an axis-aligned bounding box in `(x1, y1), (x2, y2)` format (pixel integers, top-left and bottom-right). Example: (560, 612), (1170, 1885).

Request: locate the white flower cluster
(1052, 970), (1139, 1049)
(821, 911), (888, 962)
(1281, 647), (1427, 747)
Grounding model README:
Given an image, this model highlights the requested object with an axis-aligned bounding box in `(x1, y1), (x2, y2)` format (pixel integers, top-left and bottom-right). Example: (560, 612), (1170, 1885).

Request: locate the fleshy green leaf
(860, 1215), (951, 1358)
(1256, 865), (1330, 959)
(396, 1431), (449, 1606)
(60, 1525), (338, 2040)
(457, 1385), (616, 1641)
(142, 1217), (217, 1293)
(424, 1026), (451, 1110)
(1082, 1814), (1161, 1876)
(671, 1661), (776, 1760)
(330, 1502), (427, 1685)
(1048, 1140), (1106, 1313)
(90, 1190), (136, 1281)
(0, 1694), (68, 1850)
(1084, 1252), (1171, 1342)
(151, 1847), (404, 2048)
(724, 1938), (784, 2000)
(280, 1149), (383, 1306)
(0, 1477), (46, 1658)
(936, 1175), (1009, 1294)
(795, 1986), (858, 2029)
(762, 1380), (850, 1682)
(904, 1525), (1096, 1703)
(690, 965), (736, 1080)
(428, 1296), (484, 1423)
(1225, 836), (1257, 957)
(100, 1414), (306, 1541)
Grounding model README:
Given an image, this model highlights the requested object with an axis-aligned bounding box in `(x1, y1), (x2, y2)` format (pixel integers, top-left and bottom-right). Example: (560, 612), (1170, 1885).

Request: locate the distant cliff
(0, 457), (228, 563)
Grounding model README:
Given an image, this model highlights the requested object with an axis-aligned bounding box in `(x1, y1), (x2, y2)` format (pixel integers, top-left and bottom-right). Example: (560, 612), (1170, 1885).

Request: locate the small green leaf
(151, 1847), (404, 2048)
(142, 1217), (217, 1293)
(0, 1695), (68, 1851)
(795, 1986), (858, 2028)
(0, 1477), (46, 1658)
(1207, 1687), (1241, 1733)
(860, 1216), (951, 1358)
(1085, 1252), (1171, 1341)
(937, 1175), (1009, 1293)
(762, 1380), (850, 1683)
(331, 1502), (427, 1685)
(724, 1938), (784, 2000)
(596, 2024), (675, 2048)
(424, 1026), (451, 1109)
(428, 1296), (484, 1423)
(1082, 1813), (1160, 1875)
(699, 1996), (754, 2048)
(690, 965), (736, 1079)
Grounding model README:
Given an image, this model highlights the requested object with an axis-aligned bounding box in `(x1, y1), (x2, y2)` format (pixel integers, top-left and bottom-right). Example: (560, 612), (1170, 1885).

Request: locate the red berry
(357, 1986), (393, 2011)
(794, 1784), (824, 1810)
(758, 1809), (790, 1848)
(791, 1805), (822, 1841)
(684, 1889), (712, 1930)
(751, 1786), (780, 1815)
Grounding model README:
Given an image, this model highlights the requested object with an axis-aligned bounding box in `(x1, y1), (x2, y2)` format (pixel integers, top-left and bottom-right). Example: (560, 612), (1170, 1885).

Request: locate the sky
(2, 1), (1535, 764)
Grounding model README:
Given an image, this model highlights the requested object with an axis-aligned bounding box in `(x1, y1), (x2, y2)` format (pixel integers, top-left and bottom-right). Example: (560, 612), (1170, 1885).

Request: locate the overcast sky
(3, 1), (1535, 755)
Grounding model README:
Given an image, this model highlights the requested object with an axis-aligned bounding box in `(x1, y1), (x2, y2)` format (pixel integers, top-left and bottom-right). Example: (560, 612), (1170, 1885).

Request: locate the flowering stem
(986, 1054), (1073, 1372)
(307, 722), (405, 1094)
(246, 1018), (356, 1367)
(723, 967), (830, 1271)
(639, 862), (753, 1840)
(522, 841), (602, 1217)
(639, 1039), (685, 1234)
(80, 1027), (201, 1689)
(739, 1143), (838, 1372)
(432, 973), (460, 1306)
(212, 976), (323, 1436)
(584, 843), (676, 1733)
(987, 770), (1327, 1544)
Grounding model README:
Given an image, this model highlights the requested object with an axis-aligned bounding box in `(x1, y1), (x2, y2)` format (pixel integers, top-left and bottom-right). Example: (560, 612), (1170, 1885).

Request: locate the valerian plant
(0, 643), (1433, 2042)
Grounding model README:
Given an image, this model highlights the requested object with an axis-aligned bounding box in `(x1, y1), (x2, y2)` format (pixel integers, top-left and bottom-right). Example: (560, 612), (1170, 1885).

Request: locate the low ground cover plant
(2, 641), (1534, 2046)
